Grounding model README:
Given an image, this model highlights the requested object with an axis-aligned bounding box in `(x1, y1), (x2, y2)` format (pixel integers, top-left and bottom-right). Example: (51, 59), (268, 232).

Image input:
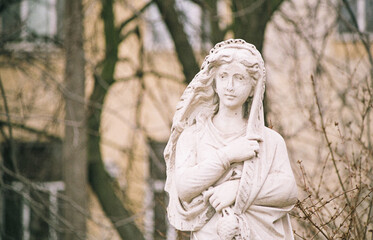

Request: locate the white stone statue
(164, 39), (298, 240)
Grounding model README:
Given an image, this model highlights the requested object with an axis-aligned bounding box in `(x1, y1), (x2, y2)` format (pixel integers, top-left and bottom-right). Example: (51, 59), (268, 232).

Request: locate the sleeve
(174, 126), (230, 202)
(254, 135), (298, 208)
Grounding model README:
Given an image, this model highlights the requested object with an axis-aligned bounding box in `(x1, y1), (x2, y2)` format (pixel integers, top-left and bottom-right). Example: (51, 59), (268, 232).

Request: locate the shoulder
(264, 127), (286, 146)
(176, 124), (199, 147)
(178, 115), (210, 140)
(264, 127), (291, 162)
(180, 124), (198, 137)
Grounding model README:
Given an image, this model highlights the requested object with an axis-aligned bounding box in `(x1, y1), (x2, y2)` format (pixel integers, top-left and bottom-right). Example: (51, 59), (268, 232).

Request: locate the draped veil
(163, 39), (295, 239)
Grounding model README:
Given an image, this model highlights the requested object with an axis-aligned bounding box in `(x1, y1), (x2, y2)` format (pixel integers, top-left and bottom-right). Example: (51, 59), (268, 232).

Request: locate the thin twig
(296, 200), (331, 240)
(311, 75), (351, 207)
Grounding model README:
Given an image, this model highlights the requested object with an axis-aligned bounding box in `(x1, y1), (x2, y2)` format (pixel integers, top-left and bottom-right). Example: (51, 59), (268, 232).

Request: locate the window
(3, 181), (65, 240)
(1, 140), (63, 239)
(144, 141), (177, 240)
(0, 0), (64, 45)
(338, 0), (373, 35)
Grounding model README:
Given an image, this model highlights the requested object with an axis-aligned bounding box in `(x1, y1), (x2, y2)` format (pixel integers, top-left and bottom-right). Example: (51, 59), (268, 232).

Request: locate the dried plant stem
(297, 200), (331, 239)
(311, 75), (350, 206)
(311, 75), (364, 237)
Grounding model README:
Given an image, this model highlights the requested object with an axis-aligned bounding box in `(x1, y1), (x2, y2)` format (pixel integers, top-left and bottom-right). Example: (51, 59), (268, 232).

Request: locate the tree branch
(0, 120), (60, 140)
(0, 76), (18, 174)
(152, 0), (200, 83)
(87, 1), (145, 239)
(117, 1), (153, 34)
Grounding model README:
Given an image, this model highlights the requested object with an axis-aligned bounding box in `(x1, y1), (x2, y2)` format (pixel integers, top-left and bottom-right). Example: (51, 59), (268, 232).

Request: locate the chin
(221, 99), (241, 107)
(224, 103), (242, 110)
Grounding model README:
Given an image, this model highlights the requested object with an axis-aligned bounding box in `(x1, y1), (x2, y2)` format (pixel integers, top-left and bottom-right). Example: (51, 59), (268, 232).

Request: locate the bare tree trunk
(153, 0), (200, 84)
(63, 0), (87, 238)
(231, 0), (284, 52)
(205, 0), (225, 45)
(87, 0), (145, 239)
(231, 0), (284, 125)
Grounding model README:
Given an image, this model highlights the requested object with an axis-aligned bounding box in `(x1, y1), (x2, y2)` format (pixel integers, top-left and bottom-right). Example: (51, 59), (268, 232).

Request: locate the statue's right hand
(220, 136), (261, 164)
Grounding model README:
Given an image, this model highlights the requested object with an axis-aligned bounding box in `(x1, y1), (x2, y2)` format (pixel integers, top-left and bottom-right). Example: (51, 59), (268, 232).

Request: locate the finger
(217, 203), (231, 213)
(252, 144), (260, 153)
(254, 150), (259, 158)
(248, 140), (259, 146)
(210, 194), (218, 205)
(203, 188), (214, 201)
(247, 134), (263, 142)
(247, 149), (259, 159)
(210, 198), (216, 208)
(211, 197), (220, 208)
(214, 202), (221, 212)
(216, 203), (225, 212)
(248, 141), (260, 148)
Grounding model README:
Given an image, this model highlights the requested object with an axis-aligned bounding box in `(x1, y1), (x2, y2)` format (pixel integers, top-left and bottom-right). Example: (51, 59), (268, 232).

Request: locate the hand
(204, 180), (239, 212)
(220, 135), (261, 164)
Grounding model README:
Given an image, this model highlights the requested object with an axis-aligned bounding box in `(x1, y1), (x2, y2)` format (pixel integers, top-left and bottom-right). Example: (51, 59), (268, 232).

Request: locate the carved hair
(164, 39), (266, 192)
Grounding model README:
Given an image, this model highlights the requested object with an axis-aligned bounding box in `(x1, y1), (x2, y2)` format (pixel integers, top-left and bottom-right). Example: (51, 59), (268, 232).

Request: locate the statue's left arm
(253, 131), (298, 208)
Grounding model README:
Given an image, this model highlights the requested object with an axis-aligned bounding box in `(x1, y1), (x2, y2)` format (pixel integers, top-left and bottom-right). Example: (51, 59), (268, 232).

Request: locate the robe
(167, 117), (298, 240)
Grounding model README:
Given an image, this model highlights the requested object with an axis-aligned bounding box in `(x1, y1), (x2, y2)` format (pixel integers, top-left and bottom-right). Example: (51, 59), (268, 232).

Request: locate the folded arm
(174, 127), (229, 202)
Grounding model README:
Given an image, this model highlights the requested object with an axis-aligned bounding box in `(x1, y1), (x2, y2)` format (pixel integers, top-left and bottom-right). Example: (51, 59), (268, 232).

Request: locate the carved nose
(226, 77), (234, 91)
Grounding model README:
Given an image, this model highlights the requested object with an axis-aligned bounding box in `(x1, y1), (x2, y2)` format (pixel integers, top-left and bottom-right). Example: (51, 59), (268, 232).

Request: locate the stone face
(164, 39), (298, 240)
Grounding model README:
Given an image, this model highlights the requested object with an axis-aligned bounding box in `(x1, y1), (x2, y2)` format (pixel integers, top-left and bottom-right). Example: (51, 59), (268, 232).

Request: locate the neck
(213, 105), (247, 133)
(216, 105), (243, 119)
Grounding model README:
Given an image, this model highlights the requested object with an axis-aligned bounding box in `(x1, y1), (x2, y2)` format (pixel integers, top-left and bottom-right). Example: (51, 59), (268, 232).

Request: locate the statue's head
(195, 39), (266, 118)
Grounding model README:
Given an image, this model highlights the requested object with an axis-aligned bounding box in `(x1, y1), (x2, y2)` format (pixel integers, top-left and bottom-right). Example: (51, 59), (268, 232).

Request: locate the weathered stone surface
(164, 39), (298, 240)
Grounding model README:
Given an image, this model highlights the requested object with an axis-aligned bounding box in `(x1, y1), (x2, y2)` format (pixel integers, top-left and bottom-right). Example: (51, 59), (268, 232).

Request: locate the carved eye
(234, 75), (245, 81)
(220, 73), (227, 79)
(253, 64), (259, 70)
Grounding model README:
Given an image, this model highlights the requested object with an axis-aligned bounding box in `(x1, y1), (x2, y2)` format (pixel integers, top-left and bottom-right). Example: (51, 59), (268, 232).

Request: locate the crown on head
(201, 39), (265, 76)
(210, 39), (257, 54)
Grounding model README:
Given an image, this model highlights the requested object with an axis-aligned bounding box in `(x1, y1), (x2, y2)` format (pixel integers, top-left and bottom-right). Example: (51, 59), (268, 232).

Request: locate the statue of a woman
(164, 39), (298, 240)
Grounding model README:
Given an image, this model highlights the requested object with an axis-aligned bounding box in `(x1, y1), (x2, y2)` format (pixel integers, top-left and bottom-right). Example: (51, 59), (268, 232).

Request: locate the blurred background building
(0, 0), (372, 239)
